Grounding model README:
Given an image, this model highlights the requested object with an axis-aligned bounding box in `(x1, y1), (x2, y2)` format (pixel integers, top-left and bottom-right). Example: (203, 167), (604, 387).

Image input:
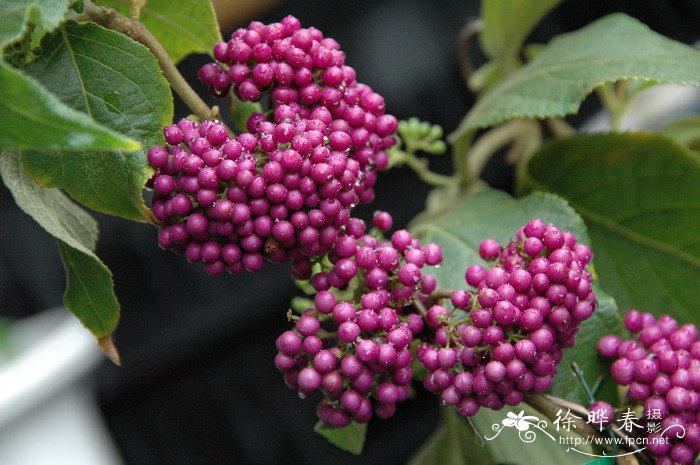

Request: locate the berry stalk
(525, 393), (602, 441)
(395, 151), (455, 187)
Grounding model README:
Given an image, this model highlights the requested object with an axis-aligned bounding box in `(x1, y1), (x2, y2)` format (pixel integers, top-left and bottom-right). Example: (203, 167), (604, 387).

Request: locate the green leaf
(523, 132), (700, 326)
(467, 61), (503, 93)
(411, 188), (621, 406)
(473, 0), (560, 92)
(471, 405), (592, 465)
(21, 21), (173, 221)
(58, 240), (120, 337)
(94, 0), (221, 63)
(0, 0), (69, 49)
(0, 151), (97, 253)
(553, 287), (621, 405)
(0, 62), (140, 151)
(480, 0), (561, 65)
(583, 458), (615, 465)
(411, 189), (590, 288)
(313, 421), (366, 455)
(230, 93), (262, 132)
(407, 409), (493, 465)
(0, 151), (120, 338)
(290, 296), (314, 314)
(659, 115), (700, 152)
(409, 404), (592, 465)
(452, 13), (700, 140)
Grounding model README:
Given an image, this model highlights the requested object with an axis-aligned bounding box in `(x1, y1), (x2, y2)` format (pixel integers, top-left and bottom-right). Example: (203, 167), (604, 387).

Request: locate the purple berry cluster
(200, 15), (397, 200)
(199, 15), (393, 133)
(147, 114), (391, 275)
(149, 17), (399, 275)
(274, 212), (442, 426)
(598, 311), (700, 464)
(418, 219), (597, 417)
(306, 211), (443, 299)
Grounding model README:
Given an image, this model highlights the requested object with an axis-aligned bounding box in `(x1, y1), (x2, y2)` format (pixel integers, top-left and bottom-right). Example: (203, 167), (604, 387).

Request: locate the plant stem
(456, 18), (484, 91)
(545, 118), (576, 138)
(425, 288), (459, 307)
(413, 298), (428, 318)
(596, 82), (624, 131)
(571, 362), (597, 404)
(402, 153), (457, 187)
(469, 120), (535, 177)
(316, 331), (337, 339)
(511, 120), (543, 192)
(615, 79), (629, 103)
(525, 393), (650, 461)
(525, 393), (600, 440)
(79, 0), (220, 124)
(451, 130), (474, 189)
(128, 0), (146, 20)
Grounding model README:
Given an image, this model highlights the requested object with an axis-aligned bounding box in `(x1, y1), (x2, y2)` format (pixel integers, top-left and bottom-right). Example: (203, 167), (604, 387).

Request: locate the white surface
(0, 384), (124, 465)
(0, 309), (123, 465)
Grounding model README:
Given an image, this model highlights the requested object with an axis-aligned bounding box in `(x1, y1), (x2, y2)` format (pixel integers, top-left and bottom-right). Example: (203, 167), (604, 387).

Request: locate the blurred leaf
(412, 188), (621, 406)
(452, 14), (700, 140)
(0, 317), (11, 355)
(523, 132), (700, 326)
(22, 21), (173, 221)
(0, 62), (140, 151)
(659, 115), (700, 152)
(314, 421), (366, 455)
(290, 296), (314, 314)
(480, 0), (561, 65)
(468, 62), (503, 93)
(0, 151), (119, 338)
(0, 0), (68, 49)
(95, 0), (221, 63)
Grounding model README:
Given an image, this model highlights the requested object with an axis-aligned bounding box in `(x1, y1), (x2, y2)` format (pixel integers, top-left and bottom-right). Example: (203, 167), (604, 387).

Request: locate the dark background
(2, 1), (699, 464)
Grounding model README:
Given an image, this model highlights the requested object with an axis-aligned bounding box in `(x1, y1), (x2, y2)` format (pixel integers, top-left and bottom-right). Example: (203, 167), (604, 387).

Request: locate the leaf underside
(452, 13), (700, 140)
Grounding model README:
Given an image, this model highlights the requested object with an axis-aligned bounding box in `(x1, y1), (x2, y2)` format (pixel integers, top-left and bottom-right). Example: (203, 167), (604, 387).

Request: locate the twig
(425, 288), (458, 307)
(413, 298), (428, 318)
(595, 82), (624, 131)
(526, 393), (651, 462)
(468, 120), (530, 177)
(457, 18), (484, 91)
(400, 153), (456, 187)
(525, 393), (601, 441)
(545, 118), (576, 138)
(451, 129), (475, 189)
(128, 0), (146, 20)
(571, 362), (597, 404)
